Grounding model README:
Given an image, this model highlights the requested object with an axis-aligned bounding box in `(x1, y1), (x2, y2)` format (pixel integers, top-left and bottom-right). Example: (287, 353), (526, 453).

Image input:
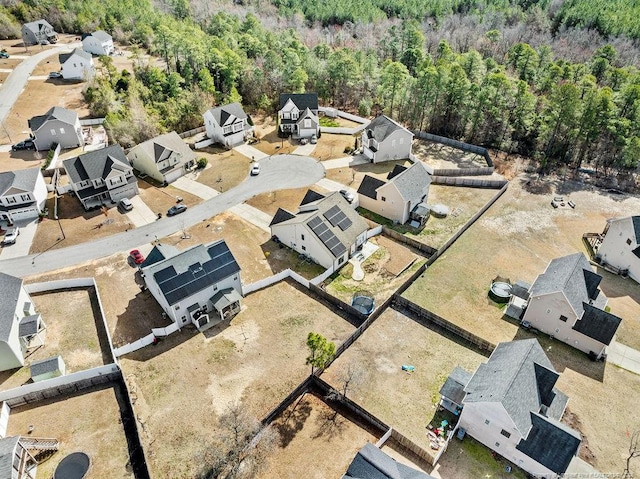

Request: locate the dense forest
(1, 0), (639, 183)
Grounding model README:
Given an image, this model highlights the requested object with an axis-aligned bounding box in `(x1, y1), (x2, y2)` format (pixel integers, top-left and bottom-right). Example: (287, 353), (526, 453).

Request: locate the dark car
(167, 204), (187, 216)
(12, 139), (35, 151)
(0, 51), (9, 59)
(129, 249), (145, 265)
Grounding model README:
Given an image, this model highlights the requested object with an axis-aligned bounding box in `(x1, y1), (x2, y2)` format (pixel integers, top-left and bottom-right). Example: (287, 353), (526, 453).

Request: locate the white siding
(598, 217), (640, 283)
(362, 129), (413, 164)
(360, 182), (408, 224)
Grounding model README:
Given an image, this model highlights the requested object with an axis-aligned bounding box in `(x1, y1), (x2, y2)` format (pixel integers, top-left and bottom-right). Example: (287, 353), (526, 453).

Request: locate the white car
(250, 163), (261, 176)
(2, 227), (19, 245)
(48, 71), (62, 79)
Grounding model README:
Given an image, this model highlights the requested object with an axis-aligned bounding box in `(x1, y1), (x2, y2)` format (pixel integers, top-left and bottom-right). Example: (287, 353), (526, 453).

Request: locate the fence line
(376, 427), (394, 447)
(432, 167), (494, 176)
(151, 321), (180, 337)
(389, 429), (435, 466)
(381, 227), (438, 256)
(242, 269), (294, 295)
(310, 266), (335, 285)
(194, 138), (214, 149)
(367, 225), (383, 238)
(308, 284), (368, 324)
(261, 376), (314, 425)
(413, 131), (494, 167)
(178, 126), (205, 138)
(113, 333), (156, 358)
(79, 118), (105, 126)
(318, 107), (370, 135)
(431, 176), (507, 188)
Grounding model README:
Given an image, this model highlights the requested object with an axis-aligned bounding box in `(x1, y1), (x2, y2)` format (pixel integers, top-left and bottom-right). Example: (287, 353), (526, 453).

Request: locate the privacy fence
(412, 131), (494, 167)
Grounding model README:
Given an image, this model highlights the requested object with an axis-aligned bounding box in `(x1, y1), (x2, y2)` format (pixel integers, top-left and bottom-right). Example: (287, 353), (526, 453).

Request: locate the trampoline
(352, 295), (375, 315)
(489, 282), (512, 303)
(54, 452), (91, 479)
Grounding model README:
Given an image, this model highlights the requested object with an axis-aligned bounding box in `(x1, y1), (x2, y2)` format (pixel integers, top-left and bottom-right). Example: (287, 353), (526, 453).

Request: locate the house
(0, 436), (39, 479)
(270, 190), (369, 270)
(519, 253), (622, 359)
(361, 115), (413, 163)
(62, 144), (139, 210)
(0, 272), (47, 372)
(21, 20), (57, 46)
(203, 102), (253, 148)
(441, 339), (581, 478)
(141, 240), (243, 330)
(357, 162), (432, 225)
(595, 216), (640, 282)
(128, 131), (197, 184)
(30, 355), (65, 382)
(0, 168), (48, 225)
(81, 30), (114, 56)
(342, 443), (436, 479)
(58, 48), (95, 81)
(28, 107), (83, 151)
(277, 93), (320, 140)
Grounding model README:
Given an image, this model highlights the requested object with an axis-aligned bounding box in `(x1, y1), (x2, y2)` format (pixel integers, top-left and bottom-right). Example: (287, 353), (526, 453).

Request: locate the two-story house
(277, 93), (320, 140)
(21, 20), (57, 46)
(203, 102), (253, 148)
(141, 240), (243, 331)
(59, 48), (95, 81)
(28, 107), (83, 151)
(520, 253), (622, 359)
(0, 272), (47, 372)
(81, 30), (114, 56)
(357, 162), (432, 225)
(0, 436), (41, 479)
(595, 216), (640, 283)
(270, 190), (369, 270)
(62, 145), (139, 210)
(128, 131), (197, 185)
(361, 115), (413, 163)
(0, 168), (47, 225)
(441, 339), (582, 478)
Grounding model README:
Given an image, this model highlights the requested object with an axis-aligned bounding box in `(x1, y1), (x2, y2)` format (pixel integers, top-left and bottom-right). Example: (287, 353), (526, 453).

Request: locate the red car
(129, 249), (145, 265)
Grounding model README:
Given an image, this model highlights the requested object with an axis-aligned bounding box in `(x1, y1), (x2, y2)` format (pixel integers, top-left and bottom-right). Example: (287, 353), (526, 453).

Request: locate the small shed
(30, 356), (65, 383)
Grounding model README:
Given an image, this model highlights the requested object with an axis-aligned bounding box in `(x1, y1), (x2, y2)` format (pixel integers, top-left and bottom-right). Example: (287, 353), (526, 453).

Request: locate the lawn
(245, 186), (329, 217)
(136, 178), (202, 215)
(194, 146), (251, 193)
(312, 133), (356, 161)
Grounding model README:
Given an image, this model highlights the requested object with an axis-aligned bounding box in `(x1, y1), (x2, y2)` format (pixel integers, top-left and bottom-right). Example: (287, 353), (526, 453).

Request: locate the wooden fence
(178, 126), (205, 138)
(432, 167), (494, 176)
(413, 131), (494, 167)
(79, 118), (106, 126)
(431, 176), (508, 188)
(308, 283), (368, 324)
(382, 227), (438, 256)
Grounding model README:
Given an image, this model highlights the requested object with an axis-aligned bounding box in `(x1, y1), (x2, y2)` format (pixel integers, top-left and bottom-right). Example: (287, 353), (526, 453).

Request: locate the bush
(197, 157), (208, 169)
(358, 98), (372, 117)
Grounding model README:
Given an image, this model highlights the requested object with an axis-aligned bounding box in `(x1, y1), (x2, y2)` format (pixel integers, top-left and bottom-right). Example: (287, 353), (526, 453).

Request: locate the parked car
(0, 51), (9, 59)
(2, 227), (19, 246)
(250, 163), (261, 176)
(11, 139), (35, 151)
(48, 71), (62, 79)
(339, 189), (355, 203)
(310, 134), (318, 144)
(299, 138), (309, 145)
(118, 198), (133, 211)
(40, 40), (50, 45)
(129, 249), (145, 265)
(167, 204), (187, 216)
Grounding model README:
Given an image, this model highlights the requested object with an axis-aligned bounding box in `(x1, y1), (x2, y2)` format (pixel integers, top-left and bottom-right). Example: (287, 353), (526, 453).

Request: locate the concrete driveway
(607, 340), (640, 375)
(233, 144), (268, 161)
(125, 196), (158, 227)
(0, 219), (38, 259)
(322, 155), (369, 170)
(293, 143), (317, 156)
(0, 154), (324, 277)
(316, 178), (359, 208)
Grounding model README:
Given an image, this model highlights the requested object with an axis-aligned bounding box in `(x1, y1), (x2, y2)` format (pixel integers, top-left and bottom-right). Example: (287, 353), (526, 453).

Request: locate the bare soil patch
(252, 115), (297, 155)
(412, 139), (487, 169)
(261, 238), (327, 279)
(246, 186), (329, 217)
(195, 147), (251, 192)
(137, 178), (202, 215)
(326, 159), (413, 190)
(313, 133), (356, 161)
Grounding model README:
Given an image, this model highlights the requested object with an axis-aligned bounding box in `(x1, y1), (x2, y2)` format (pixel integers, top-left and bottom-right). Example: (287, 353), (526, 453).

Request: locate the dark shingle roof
(23, 20), (54, 34)
(18, 314), (41, 337)
(633, 245), (640, 259)
(62, 144), (132, 184)
(440, 366), (472, 405)
(572, 302), (622, 345)
(516, 412), (581, 474)
(0, 167), (41, 197)
(59, 48), (92, 64)
(0, 436), (20, 479)
(364, 115), (410, 142)
(632, 216), (640, 244)
(140, 243), (180, 268)
(270, 208), (296, 227)
(28, 106), (78, 132)
(30, 355), (64, 378)
(387, 165), (408, 180)
(206, 102), (248, 127)
(343, 443), (436, 479)
(511, 280), (531, 300)
(300, 189), (325, 206)
(357, 175), (385, 199)
(389, 162), (432, 203)
(278, 93), (318, 112)
(0, 272), (23, 342)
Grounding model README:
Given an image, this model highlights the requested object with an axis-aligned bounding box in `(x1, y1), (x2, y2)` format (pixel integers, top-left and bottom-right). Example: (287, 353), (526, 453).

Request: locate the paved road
(0, 155), (324, 277)
(0, 42), (80, 125)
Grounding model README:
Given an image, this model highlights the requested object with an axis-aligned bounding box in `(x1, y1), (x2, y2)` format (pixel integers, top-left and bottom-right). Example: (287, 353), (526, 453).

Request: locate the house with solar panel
(62, 144), (139, 210)
(595, 216), (640, 283)
(277, 93), (320, 140)
(519, 253), (622, 359)
(361, 115), (413, 163)
(203, 103), (253, 148)
(0, 272), (48, 372)
(269, 190), (369, 270)
(440, 339), (581, 478)
(357, 162), (432, 225)
(128, 131), (197, 185)
(140, 240), (242, 330)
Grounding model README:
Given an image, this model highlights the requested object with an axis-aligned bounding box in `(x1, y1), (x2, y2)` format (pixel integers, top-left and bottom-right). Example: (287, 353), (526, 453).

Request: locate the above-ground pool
(489, 282), (512, 303)
(54, 452), (91, 479)
(352, 296), (375, 315)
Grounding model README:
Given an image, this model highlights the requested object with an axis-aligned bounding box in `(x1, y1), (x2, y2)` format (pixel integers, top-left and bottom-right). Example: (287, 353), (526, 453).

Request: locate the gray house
(128, 131), (197, 185)
(62, 145), (139, 210)
(342, 443), (436, 479)
(28, 107), (83, 151)
(203, 102), (253, 148)
(361, 115), (413, 163)
(0, 167), (48, 224)
(21, 20), (57, 46)
(278, 93), (320, 140)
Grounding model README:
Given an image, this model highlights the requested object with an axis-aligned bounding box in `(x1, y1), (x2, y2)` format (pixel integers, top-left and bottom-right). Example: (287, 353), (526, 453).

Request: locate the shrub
(197, 157), (208, 169)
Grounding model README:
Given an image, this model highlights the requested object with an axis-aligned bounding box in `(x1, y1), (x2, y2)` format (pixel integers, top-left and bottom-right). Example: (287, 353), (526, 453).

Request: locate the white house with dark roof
(203, 102), (253, 148)
(141, 240), (242, 330)
(596, 216), (640, 283)
(441, 339), (581, 478)
(128, 131), (197, 184)
(361, 115), (413, 163)
(28, 107), (83, 151)
(58, 48), (95, 81)
(81, 30), (114, 56)
(277, 93), (320, 140)
(342, 443), (436, 479)
(520, 253), (622, 358)
(0, 168), (47, 224)
(21, 20), (57, 46)
(270, 190), (369, 270)
(0, 272), (47, 372)
(357, 162), (432, 225)
(62, 144), (138, 210)
(0, 436), (39, 478)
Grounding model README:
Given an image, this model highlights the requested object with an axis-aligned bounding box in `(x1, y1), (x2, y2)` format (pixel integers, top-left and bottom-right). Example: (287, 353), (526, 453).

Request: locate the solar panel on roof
(323, 205), (342, 226)
(307, 216), (348, 258)
(337, 217), (352, 231)
(307, 216), (322, 228)
(154, 266), (176, 283)
(330, 243), (347, 256)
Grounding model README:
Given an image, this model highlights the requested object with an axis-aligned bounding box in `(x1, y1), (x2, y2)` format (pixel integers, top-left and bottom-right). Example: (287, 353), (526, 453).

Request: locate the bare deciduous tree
(623, 430), (640, 479)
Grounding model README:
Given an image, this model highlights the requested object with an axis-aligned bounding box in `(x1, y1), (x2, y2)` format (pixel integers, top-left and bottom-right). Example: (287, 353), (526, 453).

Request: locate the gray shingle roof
(62, 144), (132, 184)
(0, 167), (41, 197)
(357, 175), (385, 199)
(0, 272), (23, 342)
(88, 30), (112, 42)
(440, 366), (472, 405)
(343, 443), (436, 479)
(511, 280), (531, 300)
(278, 93), (318, 112)
(516, 412), (581, 474)
(131, 131), (196, 165)
(211, 288), (242, 311)
(206, 102), (248, 127)
(364, 115), (410, 142)
(19, 314), (41, 337)
(0, 436), (20, 479)
(59, 47), (92, 64)
(23, 20), (54, 34)
(572, 302), (621, 345)
(530, 253), (602, 317)
(388, 162), (432, 203)
(143, 240), (241, 306)
(28, 106), (78, 132)
(30, 355), (64, 378)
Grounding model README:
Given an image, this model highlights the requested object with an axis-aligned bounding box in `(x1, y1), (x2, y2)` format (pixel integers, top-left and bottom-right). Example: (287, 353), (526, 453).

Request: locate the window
(484, 419), (490, 425)
(304, 119), (311, 128)
(6, 197), (16, 204)
(301, 234), (305, 240)
(381, 196), (386, 202)
(399, 138), (404, 145)
(59, 127), (65, 134)
(495, 442), (500, 448)
(500, 429), (511, 438)
(338, 256), (345, 264)
(50, 129), (56, 136)
(628, 238), (633, 245)
(174, 305), (179, 310)
(559, 315), (568, 322)
(20, 194), (31, 201)
(73, 63), (77, 67)
(301, 245), (306, 251)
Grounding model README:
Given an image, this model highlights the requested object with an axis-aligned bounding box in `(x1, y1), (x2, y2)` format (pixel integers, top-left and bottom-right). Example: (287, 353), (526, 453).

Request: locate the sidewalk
(607, 340), (640, 375)
(322, 155), (369, 170)
(233, 144), (268, 161)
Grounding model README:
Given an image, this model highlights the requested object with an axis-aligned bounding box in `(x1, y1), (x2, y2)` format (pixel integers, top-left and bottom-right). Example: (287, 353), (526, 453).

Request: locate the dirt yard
(246, 186), (329, 217)
(137, 178), (202, 215)
(119, 280), (357, 478)
(252, 115), (297, 155)
(6, 385), (133, 479)
(258, 393), (379, 479)
(312, 133), (356, 161)
(412, 140), (487, 169)
(326, 159), (412, 190)
(195, 147), (251, 193)
(0, 288), (107, 390)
